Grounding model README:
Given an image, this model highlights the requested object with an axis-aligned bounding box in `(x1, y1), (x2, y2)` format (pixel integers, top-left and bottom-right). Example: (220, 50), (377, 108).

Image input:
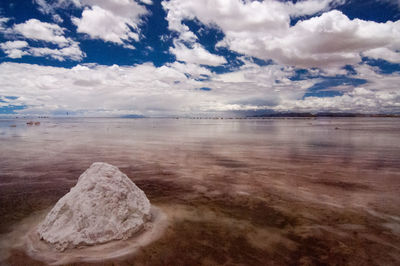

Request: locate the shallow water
(0, 117), (400, 265)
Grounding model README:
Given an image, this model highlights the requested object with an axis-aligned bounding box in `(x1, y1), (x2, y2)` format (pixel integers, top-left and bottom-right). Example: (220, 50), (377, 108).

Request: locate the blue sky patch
(0, 104), (26, 114)
(303, 77), (367, 98)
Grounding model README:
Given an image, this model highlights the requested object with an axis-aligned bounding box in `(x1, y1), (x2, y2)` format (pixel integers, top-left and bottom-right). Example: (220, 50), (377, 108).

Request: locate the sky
(0, 0), (399, 117)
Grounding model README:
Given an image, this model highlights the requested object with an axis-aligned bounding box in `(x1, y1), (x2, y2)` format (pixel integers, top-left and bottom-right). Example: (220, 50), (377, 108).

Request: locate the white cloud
(12, 19), (70, 46)
(163, 0), (344, 42)
(274, 64), (400, 113)
(32, 0), (150, 47)
(73, 6), (139, 44)
(0, 61), (302, 116)
(0, 41), (29, 58)
(52, 14), (64, 23)
(274, 87), (400, 113)
(363, 48), (400, 63)
(163, 0), (400, 69)
(1, 60), (399, 116)
(1, 19), (85, 61)
(140, 0), (153, 5)
(0, 17), (9, 31)
(29, 43), (84, 61)
(33, 0), (64, 23)
(34, 0), (56, 14)
(170, 42), (227, 66)
(270, 10), (400, 67)
(167, 61), (213, 79)
(1, 43), (85, 61)
(72, 0), (148, 46)
(288, 0), (345, 17)
(0, 40), (29, 50)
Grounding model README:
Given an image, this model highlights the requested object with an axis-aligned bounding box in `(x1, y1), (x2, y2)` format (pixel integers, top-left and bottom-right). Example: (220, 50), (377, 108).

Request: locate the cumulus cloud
(29, 43), (84, 61)
(0, 61), (313, 116)
(32, 0), (150, 47)
(269, 10), (400, 68)
(0, 62), (202, 116)
(0, 41), (29, 58)
(71, 0), (149, 47)
(275, 87), (400, 113)
(275, 64), (400, 113)
(163, 0), (400, 69)
(163, 0), (344, 42)
(288, 0), (346, 16)
(1, 19), (84, 61)
(1, 60), (399, 116)
(12, 19), (70, 46)
(167, 61), (213, 79)
(170, 42), (227, 66)
(363, 48), (400, 63)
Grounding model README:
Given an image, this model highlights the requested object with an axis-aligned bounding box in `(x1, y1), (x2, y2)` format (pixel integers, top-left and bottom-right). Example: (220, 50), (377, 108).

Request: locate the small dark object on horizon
(27, 121), (40, 126)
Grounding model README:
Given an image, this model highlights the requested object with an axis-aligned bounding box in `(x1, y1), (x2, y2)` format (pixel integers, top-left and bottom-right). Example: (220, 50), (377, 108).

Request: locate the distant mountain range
(249, 112), (400, 118)
(120, 114), (146, 118)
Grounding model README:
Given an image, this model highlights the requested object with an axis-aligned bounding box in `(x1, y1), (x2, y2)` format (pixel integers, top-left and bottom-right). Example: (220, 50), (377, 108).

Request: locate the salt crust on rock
(37, 162), (151, 251)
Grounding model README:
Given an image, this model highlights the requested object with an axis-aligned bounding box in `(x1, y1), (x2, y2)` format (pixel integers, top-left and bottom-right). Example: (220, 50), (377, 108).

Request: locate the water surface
(0, 117), (399, 265)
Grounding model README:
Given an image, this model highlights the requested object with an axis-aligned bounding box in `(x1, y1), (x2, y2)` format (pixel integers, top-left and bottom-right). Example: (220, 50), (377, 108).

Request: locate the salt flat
(0, 117), (399, 265)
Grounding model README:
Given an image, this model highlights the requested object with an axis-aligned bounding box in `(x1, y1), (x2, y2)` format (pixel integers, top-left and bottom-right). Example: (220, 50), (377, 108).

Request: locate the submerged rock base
(24, 207), (167, 265)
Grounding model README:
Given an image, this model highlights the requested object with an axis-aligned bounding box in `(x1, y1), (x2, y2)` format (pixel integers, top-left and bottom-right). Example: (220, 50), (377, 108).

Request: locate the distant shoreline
(0, 113), (400, 120)
(248, 113), (400, 118)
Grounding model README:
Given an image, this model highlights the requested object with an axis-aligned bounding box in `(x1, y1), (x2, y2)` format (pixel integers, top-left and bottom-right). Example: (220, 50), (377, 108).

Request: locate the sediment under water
(0, 117), (399, 265)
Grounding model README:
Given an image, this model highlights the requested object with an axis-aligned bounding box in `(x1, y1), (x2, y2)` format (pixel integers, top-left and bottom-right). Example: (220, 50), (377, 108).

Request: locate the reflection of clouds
(1, 117), (399, 210)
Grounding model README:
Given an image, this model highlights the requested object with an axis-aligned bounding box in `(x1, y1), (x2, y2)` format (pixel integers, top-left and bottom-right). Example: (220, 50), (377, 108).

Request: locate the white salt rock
(37, 162), (151, 251)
